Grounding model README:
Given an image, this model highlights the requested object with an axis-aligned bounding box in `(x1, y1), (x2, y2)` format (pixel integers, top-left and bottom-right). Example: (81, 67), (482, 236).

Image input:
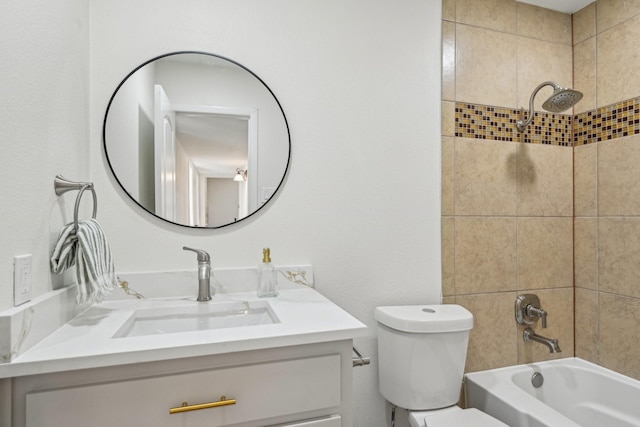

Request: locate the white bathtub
(465, 358), (640, 427)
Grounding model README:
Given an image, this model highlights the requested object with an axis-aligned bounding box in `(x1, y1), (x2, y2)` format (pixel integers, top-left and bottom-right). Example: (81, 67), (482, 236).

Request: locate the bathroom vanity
(0, 271), (366, 427)
(10, 341), (348, 427)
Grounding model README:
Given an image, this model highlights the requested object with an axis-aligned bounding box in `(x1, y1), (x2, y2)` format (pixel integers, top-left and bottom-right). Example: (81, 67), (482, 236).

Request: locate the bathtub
(465, 357), (640, 427)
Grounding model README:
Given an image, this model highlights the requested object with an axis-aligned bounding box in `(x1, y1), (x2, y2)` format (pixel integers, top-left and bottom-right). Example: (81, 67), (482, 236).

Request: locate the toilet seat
(409, 407), (508, 427)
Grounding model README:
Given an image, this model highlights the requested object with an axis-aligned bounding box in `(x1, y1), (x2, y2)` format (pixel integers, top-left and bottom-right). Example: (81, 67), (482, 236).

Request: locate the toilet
(375, 304), (507, 427)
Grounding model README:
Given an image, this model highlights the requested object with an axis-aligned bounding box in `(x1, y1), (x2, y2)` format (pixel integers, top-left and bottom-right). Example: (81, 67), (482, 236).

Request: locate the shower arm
(516, 81), (557, 133)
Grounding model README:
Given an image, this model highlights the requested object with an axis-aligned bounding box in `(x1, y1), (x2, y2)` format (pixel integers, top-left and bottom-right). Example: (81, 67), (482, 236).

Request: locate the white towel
(50, 219), (117, 304)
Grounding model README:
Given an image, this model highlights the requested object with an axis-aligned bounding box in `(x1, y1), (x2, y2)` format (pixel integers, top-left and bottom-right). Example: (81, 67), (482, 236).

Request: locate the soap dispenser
(258, 248), (278, 297)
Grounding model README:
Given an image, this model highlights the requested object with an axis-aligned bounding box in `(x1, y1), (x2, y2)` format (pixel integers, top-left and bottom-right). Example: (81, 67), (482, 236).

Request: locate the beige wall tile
(573, 2), (596, 44)
(517, 38), (573, 112)
(597, 14), (640, 107)
(442, 101), (456, 137)
(597, 0), (640, 33)
(517, 288), (574, 363)
(598, 135), (640, 216)
(517, 217), (573, 290)
(442, 217), (455, 297)
(600, 292), (640, 380)
(517, 3), (572, 44)
(456, 25), (517, 107)
(442, 21), (456, 102)
(442, 296), (456, 304)
(574, 217), (598, 290)
(573, 37), (597, 114)
(457, 292), (519, 372)
(455, 217), (517, 294)
(442, 0), (455, 21)
(575, 288), (598, 364)
(574, 143), (597, 216)
(456, 0), (517, 33)
(517, 144), (573, 216)
(599, 217), (640, 298)
(454, 138), (517, 215)
(442, 136), (455, 215)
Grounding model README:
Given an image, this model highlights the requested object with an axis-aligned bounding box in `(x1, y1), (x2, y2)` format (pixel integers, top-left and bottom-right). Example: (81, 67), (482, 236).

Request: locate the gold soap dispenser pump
(257, 248), (278, 297)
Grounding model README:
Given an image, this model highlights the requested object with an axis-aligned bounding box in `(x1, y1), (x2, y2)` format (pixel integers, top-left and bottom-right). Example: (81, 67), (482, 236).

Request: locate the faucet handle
(526, 305), (547, 328)
(515, 294), (548, 327)
(183, 246), (211, 262)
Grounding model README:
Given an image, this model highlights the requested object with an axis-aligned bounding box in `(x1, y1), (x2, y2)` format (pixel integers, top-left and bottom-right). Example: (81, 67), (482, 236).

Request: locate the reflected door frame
(154, 85), (177, 222)
(173, 103), (258, 214)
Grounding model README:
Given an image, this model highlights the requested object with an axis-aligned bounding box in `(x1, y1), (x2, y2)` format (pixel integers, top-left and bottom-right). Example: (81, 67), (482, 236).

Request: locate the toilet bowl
(375, 304), (507, 427)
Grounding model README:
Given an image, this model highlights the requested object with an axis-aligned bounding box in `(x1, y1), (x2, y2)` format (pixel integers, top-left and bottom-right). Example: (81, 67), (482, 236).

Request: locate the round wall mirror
(103, 52), (290, 228)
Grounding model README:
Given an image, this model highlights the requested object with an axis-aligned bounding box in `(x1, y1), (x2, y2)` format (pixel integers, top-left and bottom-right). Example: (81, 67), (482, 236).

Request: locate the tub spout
(523, 328), (561, 353)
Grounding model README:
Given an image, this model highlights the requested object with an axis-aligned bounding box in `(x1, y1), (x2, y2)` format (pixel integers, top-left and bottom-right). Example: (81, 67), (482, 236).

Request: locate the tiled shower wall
(441, 0), (575, 373)
(442, 0), (640, 380)
(573, 1), (640, 380)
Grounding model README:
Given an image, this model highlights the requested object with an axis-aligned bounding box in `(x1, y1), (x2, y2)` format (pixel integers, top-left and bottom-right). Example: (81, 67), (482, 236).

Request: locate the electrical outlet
(14, 254), (32, 306)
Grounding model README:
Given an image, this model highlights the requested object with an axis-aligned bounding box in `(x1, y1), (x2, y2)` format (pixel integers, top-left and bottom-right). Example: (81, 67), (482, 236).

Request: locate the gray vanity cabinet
(8, 341), (353, 427)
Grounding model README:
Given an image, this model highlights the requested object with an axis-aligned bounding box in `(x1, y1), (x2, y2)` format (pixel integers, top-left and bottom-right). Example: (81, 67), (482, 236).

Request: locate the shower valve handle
(515, 294), (549, 328)
(526, 305), (547, 328)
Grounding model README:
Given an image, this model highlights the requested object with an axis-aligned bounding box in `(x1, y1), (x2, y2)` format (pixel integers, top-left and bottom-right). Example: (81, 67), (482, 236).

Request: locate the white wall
(0, 0), (442, 425)
(91, 2), (441, 424)
(105, 62), (155, 200)
(0, 1), (90, 309)
(208, 178), (239, 227)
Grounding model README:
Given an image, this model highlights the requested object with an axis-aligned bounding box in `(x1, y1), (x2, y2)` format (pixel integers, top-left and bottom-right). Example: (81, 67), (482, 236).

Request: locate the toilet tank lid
(375, 304), (473, 333)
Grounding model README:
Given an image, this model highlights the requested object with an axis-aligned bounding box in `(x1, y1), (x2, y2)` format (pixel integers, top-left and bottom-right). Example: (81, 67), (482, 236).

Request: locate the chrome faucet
(523, 328), (561, 353)
(183, 246), (212, 301)
(515, 294), (561, 353)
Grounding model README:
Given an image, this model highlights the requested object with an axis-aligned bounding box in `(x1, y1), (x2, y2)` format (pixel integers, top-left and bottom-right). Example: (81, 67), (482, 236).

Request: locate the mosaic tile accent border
(455, 98), (640, 146)
(455, 102), (573, 146)
(573, 97), (640, 146)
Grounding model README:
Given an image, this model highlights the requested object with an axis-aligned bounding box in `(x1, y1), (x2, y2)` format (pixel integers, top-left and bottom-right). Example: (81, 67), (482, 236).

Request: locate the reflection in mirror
(103, 52), (290, 228)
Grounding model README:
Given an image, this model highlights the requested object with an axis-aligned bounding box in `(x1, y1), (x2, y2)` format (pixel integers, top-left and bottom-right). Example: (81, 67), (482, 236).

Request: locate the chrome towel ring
(54, 175), (97, 231)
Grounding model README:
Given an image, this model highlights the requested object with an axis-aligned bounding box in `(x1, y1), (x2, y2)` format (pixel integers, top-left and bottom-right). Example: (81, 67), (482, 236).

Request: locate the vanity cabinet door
(25, 354), (341, 427)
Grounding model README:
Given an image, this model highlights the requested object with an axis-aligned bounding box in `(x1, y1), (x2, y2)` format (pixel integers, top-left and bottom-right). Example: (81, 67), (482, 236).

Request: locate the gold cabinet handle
(169, 395), (236, 414)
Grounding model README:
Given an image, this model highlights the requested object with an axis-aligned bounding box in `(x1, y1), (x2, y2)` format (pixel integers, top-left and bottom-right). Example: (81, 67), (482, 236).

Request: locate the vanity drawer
(25, 354), (341, 427)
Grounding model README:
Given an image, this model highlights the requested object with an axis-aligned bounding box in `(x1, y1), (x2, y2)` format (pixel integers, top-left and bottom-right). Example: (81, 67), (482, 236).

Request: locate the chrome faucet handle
(183, 246), (210, 262)
(526, 305), (547, 328)
(515, 294), (548, 328)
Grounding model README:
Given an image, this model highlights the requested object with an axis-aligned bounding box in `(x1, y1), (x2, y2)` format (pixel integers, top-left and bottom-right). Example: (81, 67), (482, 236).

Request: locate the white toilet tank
(375, 304), (473, 411)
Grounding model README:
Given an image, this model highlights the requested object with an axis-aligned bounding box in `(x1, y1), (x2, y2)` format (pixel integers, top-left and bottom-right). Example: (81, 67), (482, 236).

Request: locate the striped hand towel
(50, 219), (117, 304)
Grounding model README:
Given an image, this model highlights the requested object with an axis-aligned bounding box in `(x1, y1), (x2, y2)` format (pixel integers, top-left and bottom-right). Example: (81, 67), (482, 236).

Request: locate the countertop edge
(0, 325), (368, 379)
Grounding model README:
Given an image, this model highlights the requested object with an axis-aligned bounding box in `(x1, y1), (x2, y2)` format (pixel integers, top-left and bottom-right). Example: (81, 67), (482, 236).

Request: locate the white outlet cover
(14, 254), (32, 306)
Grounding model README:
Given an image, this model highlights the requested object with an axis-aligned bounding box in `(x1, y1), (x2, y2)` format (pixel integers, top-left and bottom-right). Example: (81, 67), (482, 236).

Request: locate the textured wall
(90, 1), (442, 426)
(444, 0), (640, 384)
(0, 1), (90, 310)
(441, 0), (575, 374)
(573, 1), (640, 380)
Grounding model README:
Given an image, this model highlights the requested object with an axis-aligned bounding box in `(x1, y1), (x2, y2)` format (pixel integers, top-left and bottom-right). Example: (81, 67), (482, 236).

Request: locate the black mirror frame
(102, 51), (291, 229)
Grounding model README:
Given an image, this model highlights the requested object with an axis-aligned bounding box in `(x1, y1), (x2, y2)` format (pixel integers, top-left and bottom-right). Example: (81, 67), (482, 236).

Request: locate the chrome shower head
(542, 86), (583, 113)
(516, 81), (583, 132)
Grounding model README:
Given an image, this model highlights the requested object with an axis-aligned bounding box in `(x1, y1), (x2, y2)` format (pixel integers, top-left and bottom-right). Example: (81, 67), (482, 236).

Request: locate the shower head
(516, 81), (583, 132)
(542, 86), (583, 113)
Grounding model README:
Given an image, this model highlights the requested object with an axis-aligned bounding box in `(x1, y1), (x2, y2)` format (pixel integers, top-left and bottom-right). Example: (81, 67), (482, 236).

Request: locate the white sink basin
(113, 300), (279, 338)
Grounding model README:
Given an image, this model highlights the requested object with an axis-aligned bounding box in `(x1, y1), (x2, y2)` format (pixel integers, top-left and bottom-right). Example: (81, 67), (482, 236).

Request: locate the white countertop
(0, 287), (367, 379)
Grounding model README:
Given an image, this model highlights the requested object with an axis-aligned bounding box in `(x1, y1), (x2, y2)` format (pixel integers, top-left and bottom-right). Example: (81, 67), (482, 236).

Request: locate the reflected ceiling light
(234, 169), (247, 182)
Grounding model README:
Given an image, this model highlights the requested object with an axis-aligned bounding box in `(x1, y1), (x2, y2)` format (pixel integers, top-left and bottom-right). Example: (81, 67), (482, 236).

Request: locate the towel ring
(54, 175), (98, 231)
